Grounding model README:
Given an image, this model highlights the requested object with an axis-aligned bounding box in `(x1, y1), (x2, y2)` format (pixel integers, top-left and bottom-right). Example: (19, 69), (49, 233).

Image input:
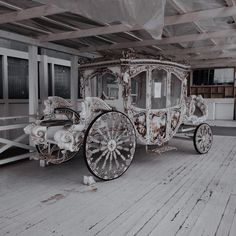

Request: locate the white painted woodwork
(39, 50), (48, 110)
(162, 44), (236, 57)
(70, 55), (79, 109)
(39, 24), (140, 42)
(28, 45), (38, 116)
(165, 6), (236, 26)
(0, 29), (100, 58)
(205, 98), (235, 120)
(190, 51), (236, 61)
(0, 4), (65, 24)
(39, 6), (236, 42)
(79, 29), (236, 52)
(167, 0), (217, 45)
(190, 58), (236, 68)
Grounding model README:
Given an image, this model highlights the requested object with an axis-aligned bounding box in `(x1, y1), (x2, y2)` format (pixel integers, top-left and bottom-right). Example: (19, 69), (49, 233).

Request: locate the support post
(2, 55), (8, 138)
(39, 49), (48, 112)
(70, 55), (78, 109)
(28, 45), (39, 116)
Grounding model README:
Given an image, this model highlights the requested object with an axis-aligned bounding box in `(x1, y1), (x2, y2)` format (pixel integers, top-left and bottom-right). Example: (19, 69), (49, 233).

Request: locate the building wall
(189, 68), (236, 120)
(0, 45), (77, 140)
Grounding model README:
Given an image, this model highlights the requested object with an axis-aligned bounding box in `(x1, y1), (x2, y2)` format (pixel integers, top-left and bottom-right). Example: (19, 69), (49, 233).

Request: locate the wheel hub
(107, 139), (117, 152)
(202, 135), (206, 142)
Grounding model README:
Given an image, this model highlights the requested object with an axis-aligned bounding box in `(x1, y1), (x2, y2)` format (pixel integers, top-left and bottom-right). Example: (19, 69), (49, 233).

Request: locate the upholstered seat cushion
(40, 119), (73, 127)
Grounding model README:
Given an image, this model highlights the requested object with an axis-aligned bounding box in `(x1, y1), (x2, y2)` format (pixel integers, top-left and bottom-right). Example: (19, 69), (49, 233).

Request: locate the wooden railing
(0, 115), (36, 165)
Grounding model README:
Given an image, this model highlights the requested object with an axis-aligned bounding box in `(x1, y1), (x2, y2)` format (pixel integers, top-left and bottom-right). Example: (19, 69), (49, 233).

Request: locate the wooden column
(2, 55), (8, 138)
(70, 55), (78, 109)
(28, 45), (38, 116)
(2, 55), (8, 115)
(39, 49), (48, 112)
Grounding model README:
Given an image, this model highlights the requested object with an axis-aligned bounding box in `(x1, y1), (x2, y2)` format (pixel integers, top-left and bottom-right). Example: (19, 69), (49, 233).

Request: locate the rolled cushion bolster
(40, 119), (73, 127)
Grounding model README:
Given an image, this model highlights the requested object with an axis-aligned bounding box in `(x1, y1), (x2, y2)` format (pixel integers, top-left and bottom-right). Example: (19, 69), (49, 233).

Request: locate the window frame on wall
(8, 56), (29, 99)
(192, 67), (235, 86)
(0, 46), (77, 102)
(48, 64), (71, 99)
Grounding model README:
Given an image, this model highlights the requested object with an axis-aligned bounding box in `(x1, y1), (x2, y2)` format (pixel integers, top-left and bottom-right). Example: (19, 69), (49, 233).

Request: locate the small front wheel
(84, 111), (136, 180)
(193, 123), (213, 154)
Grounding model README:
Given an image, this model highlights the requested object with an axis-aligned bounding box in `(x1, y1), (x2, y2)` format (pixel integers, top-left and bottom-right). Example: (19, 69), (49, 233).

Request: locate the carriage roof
(79, 58), (190, 72)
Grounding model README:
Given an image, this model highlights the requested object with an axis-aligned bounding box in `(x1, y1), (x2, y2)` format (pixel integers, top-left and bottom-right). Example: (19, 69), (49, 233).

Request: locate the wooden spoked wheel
(36, 107), (80, 164)
(84, 111), (136, 180)
(193, 123), (213, 154)
(36, 144), (77, 164)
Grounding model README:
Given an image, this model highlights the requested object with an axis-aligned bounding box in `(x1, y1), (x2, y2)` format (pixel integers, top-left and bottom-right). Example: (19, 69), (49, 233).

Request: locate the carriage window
(90, 72), (119, 100)
(131, 71), (146, 109)
(151, 69), (167, 109)
(170, 73), (182, 107)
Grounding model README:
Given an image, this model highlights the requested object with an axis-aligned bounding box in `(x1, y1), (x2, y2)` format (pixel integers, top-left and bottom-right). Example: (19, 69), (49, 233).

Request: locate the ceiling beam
(165, 4), (236, 25)
(190, 51), (236, 60)
(0, 4), (65, 24)
(0, 29), (100, 58)
(39, 5), (236, 42)
(0, 1), (21, 10)
(39, 24), (140, 42)
(78, 29), (236, 52)
(162, 44), (236, 57)
(190, 58), (236, 68)
(168, 0), (217, 46)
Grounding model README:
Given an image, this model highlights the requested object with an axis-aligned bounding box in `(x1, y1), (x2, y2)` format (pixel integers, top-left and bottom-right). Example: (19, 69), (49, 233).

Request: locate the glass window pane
(193, 68), (234, 85)
(214, 68), (234, 84)
(170, 73), (182, 107)
(48, 64), (52, 96)
(54, 65), (70, 99)
(89, 72), (119, 100)
(101, 73), (118, 99)
(8, 57), (28, 99)
(131, 71), (146, 109)
(151, 69), (167, 109)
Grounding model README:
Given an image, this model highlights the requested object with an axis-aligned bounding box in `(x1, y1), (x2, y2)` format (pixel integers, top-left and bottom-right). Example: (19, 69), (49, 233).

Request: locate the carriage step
(147, 145), (177, 155)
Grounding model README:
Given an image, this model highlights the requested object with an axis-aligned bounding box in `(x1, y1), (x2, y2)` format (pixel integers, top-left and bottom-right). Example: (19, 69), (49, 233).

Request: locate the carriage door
(148, 69), (168, 145)
(129, 70), (148, 144)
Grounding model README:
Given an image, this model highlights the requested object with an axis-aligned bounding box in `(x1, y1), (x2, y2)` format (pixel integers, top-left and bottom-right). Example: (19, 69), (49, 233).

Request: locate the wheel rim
(37, 143), (77, 164)
(55, 108), (80, 124)
(85, 111), (136, 180)
(36, 108), (80, 164)
(195, 124), (213, 154)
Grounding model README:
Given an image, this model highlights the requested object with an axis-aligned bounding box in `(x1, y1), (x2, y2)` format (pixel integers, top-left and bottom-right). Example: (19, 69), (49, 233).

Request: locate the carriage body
(25, 59), (213, 180)
(81, 59), (205, 145)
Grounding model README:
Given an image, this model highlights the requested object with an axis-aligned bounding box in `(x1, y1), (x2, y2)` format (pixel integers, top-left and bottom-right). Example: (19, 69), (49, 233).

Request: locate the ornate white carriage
(25, 59), (213, 180)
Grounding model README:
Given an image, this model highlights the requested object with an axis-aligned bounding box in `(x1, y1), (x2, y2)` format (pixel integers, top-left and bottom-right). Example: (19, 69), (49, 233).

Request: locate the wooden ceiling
(0, 0), (236, 68)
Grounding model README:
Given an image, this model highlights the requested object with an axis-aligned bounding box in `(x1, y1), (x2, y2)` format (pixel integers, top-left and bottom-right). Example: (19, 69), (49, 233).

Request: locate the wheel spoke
(109, 152), (113, 171)
(93, 149), (109, 169)
(102, 151), (111, 170)
(117, 146), (130, 152)
(117, 138), (131, 145)
(113, 151), (120, 169)
(115, 149), (126, 161)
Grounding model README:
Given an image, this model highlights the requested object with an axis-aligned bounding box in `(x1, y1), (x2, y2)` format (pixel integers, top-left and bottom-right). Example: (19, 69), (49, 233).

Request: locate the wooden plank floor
(0, 135), (236, 236)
